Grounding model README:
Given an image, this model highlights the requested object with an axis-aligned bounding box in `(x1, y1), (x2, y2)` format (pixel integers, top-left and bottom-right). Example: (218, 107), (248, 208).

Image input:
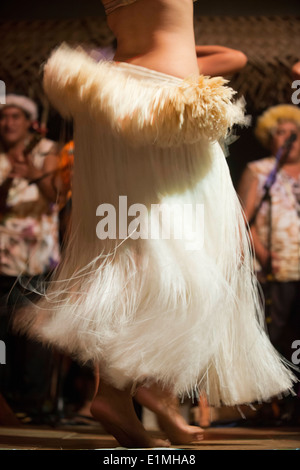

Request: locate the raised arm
(196, 45), (247, 77)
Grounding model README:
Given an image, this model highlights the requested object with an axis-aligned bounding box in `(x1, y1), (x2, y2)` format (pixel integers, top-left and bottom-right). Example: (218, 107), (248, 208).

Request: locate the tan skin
(238, 121), (300, 274)
(108, 0), (199, 78)
(90, 0), (248, 448)
(0, 106), (61, 204)
(108, 0), (247, 78)
(196, 45), (247, 77)
(292, 61), (300, 80)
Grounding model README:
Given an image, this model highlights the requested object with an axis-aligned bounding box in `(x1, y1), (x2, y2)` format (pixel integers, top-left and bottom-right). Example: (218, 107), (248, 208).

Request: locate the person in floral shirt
(238, 104), (300, 424)
(0, 95), (62, 276)
(0, 94), (64, 420)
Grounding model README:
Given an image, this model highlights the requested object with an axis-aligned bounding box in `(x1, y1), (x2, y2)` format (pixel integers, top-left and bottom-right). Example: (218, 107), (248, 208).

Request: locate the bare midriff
(106, 0), (199, 79)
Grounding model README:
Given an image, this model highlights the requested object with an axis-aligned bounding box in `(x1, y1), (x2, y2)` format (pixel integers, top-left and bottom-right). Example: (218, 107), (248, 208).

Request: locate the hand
(9, 153), (42, 181)
(292, 61), (300, 80)
(259, 250), (280, 274)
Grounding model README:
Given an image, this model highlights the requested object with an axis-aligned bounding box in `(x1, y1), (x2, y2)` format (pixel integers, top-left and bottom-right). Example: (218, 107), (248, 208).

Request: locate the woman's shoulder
(248, 157), (275, 176)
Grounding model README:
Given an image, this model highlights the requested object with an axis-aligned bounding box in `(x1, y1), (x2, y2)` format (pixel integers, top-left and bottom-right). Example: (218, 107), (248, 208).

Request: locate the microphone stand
(249, 133), (297, 230)
(249, 133), (297, 323)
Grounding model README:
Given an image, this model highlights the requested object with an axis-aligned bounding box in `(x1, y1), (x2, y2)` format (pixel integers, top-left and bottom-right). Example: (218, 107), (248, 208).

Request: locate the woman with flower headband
(15, 0), (296, 448)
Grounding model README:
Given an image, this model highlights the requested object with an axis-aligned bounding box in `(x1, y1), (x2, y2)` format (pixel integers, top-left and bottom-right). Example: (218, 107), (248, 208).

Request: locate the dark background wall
(1, 0), (300, 19)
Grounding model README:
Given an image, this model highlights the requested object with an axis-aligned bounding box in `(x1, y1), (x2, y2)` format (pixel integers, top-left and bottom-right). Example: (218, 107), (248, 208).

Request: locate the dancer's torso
(105, 0), (199, 78)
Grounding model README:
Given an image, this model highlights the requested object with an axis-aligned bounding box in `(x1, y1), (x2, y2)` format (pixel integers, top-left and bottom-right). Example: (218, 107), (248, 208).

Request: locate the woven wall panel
(194, 16), (300, 111)
(0, 18), (113, 106)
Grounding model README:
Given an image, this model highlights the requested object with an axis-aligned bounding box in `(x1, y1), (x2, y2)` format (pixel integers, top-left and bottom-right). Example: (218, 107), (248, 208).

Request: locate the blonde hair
(255, 104), (300, 148)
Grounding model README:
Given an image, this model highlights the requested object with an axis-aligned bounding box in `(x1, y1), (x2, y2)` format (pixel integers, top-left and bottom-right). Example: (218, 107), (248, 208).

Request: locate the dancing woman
(15, 0), (296, 448)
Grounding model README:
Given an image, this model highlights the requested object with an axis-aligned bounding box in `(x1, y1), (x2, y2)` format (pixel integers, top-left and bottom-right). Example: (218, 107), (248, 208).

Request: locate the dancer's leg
(135, 383), (204, 444)
(90, 378), (170, 448)
(198, 393), (211, 428)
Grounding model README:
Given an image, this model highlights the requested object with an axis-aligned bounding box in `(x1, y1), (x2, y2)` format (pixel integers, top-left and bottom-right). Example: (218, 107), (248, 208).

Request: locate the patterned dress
(248, 157), (300, 362)
(0, 138), (60, 277)
(248, 156), (300, 282)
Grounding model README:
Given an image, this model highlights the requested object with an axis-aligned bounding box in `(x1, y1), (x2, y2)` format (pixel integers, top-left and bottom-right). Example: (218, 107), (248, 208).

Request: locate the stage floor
(0, 424), (299, 450)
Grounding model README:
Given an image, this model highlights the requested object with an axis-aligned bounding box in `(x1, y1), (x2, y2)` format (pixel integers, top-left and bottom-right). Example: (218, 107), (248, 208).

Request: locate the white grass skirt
(14, 45), (297, 405)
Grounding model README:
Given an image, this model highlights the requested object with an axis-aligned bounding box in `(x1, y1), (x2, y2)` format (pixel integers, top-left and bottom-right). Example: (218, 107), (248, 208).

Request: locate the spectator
(238, 104), (300, 424)
(0, 94), (65, 421)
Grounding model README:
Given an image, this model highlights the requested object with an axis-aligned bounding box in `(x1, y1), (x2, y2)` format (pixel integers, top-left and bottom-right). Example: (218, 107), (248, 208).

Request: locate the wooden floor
(0, 423), (299, 450)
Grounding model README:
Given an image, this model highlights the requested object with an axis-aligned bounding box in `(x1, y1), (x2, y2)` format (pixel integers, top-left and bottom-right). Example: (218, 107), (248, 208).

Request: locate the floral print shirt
(248, 157), (300, 282)
(0, 138), (60, 276)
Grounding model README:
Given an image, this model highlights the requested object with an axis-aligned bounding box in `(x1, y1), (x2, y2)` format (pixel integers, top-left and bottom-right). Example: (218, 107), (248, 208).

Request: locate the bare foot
(77, 400), (93, 418)
(198, 416), (211, 428)
(135, 384), (204, 445)
(90, 381), (170, 448)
